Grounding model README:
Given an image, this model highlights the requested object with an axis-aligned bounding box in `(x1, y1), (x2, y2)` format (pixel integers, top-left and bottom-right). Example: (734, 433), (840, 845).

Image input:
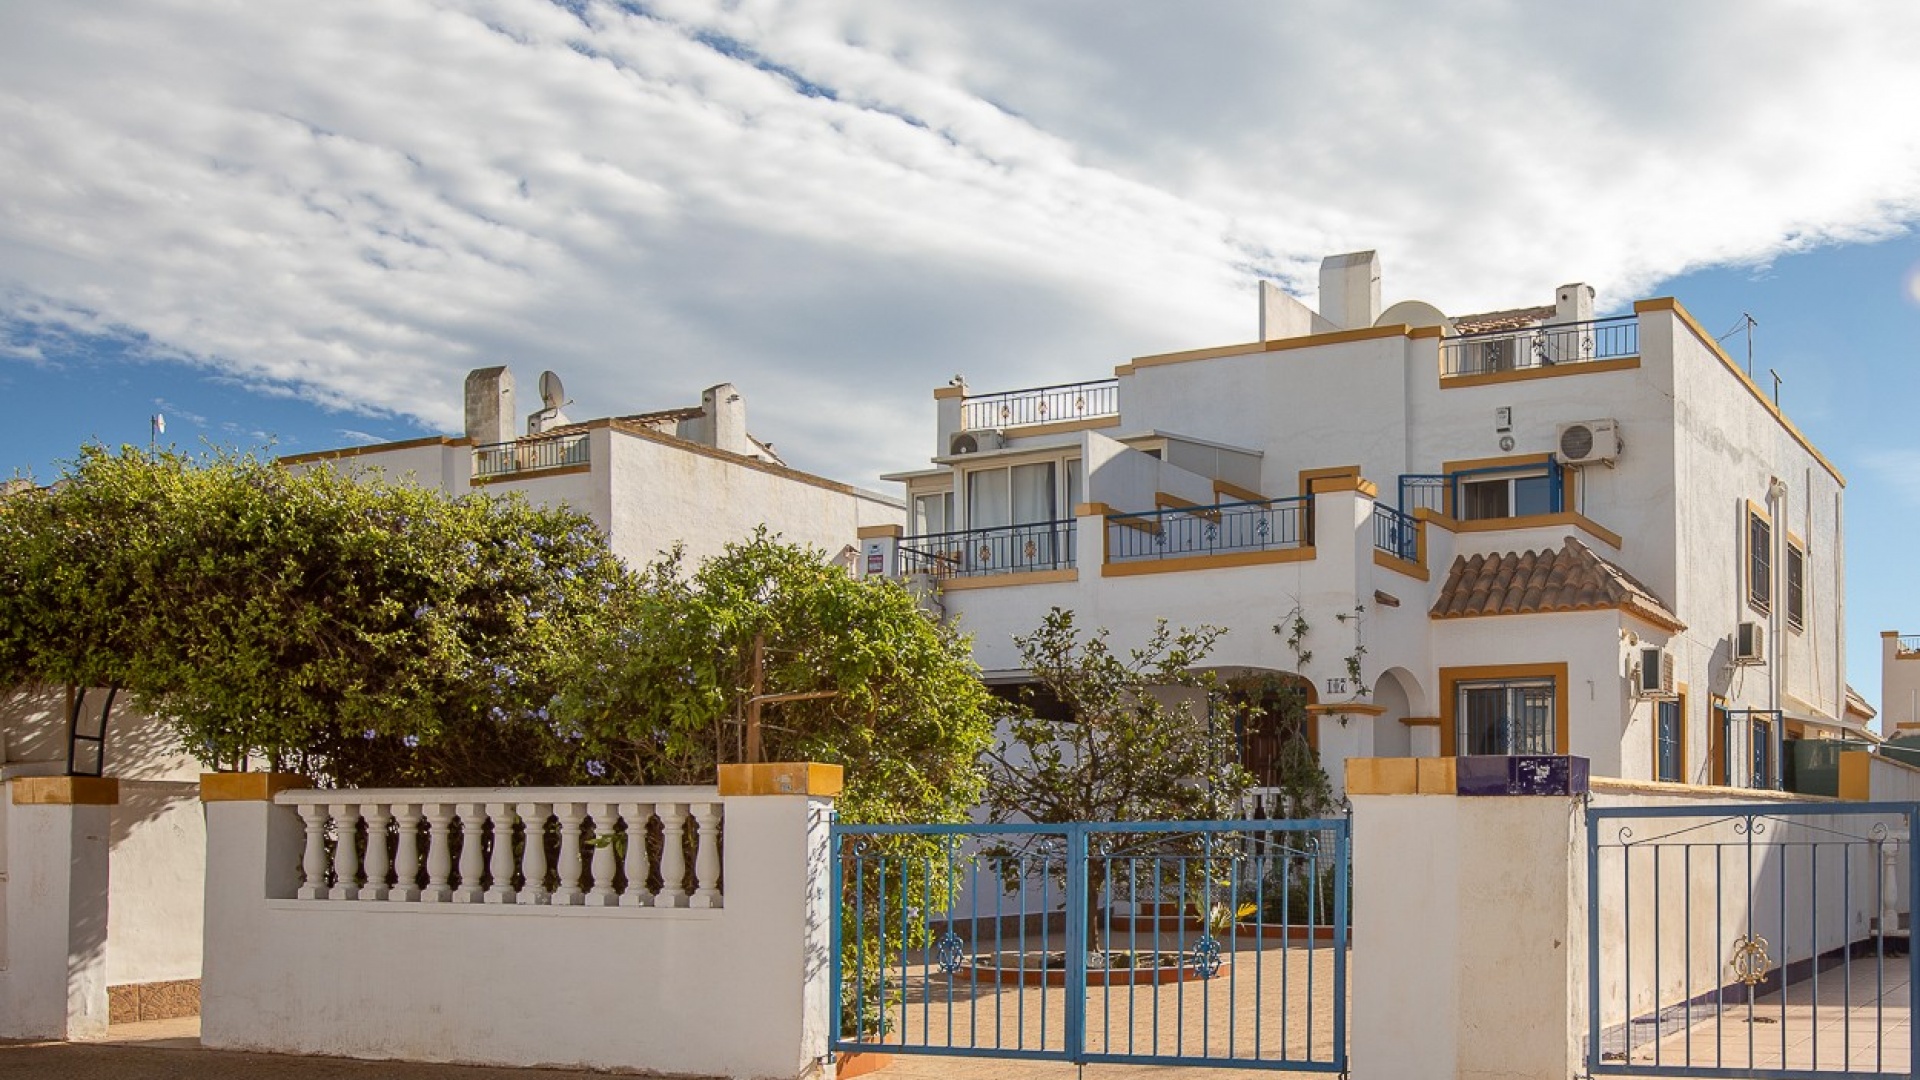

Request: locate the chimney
(1554, 283), (1595, 325)
(464, 367), (515, 445)
(1317, 251), (1382, 331)
(700, 383), (752, 457)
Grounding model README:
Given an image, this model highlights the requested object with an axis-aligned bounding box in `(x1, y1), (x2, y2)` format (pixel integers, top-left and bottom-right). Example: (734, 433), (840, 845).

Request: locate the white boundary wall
(202, 783), (834, 1079)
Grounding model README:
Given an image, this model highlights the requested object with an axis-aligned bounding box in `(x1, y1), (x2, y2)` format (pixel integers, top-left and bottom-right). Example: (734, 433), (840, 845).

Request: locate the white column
(690, 802), (724, 909)
(552, 802), (585, 906)
(328, 803), (361, 900)
(0, 778), (115, 1039)
(388, 804), (421, 902)
(421, 803), (454, 903)
(485, 802), (517, 904)
(516, 802), (550, 905)
(453, 802), (486, 903)
(296, 803), (329, 900)
(655, 802), (689, 908)
(359, 803), (391, 901)
(618, 802), (653, 908)
(586, 802), (619, 907)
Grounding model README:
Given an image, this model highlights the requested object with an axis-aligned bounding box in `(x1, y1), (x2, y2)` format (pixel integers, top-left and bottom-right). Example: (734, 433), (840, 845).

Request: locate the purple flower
(585, 760), (606, 778)
(362, 729), (376, 740)
(402, 734), (420, 749)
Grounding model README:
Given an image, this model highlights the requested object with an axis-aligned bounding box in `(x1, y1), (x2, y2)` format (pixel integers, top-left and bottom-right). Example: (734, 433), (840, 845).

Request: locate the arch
(1375, 299), (1455, 335)
(1372, 667), (1428, 759)
(1216, 668), (1316, 787)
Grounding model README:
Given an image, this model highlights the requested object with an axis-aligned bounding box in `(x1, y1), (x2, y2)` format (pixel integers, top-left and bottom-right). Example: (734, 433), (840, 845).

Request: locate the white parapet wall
(201, 774), (835, 1079)
(0, 777), (116, 1039)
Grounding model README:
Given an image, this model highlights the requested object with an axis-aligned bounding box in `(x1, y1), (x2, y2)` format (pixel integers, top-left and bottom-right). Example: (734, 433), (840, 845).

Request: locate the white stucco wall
(202, 791), (833, 1078)
(0, 788), (112, 1039)
(105, 781), (204, 987)
(0, 686), (200, 782)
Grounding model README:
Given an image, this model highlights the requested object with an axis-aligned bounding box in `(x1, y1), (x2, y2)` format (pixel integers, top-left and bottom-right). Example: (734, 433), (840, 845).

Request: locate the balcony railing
(1106, 498), (1311, 563)
(899, 520), (1076, 578)
(1372, 504), (1418, 562)
(1440, 315), (1638, 377)
(1898, 635), (1920, 656)
(960, 378), (1118, 431)
(472, 433), (590, 479)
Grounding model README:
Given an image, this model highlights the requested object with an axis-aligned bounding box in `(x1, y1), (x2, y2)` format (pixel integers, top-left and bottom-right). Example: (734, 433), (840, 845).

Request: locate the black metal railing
(898, 520), (1077, 578)
(1398, 474), (1447, 516)
(1372, 504), (1418, 562)
(960, 378), (1118, 431)
(1106, 498), (1311, 563)
(1440, 315), (1638, 377)
(1899, 634), (1920, 656)
(471, 433), (591, 479)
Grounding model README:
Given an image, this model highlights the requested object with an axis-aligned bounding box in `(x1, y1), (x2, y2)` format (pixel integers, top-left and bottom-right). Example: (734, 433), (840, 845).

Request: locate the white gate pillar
(1348, 756), (1589, 1080)
(1, 776), (118, 1039)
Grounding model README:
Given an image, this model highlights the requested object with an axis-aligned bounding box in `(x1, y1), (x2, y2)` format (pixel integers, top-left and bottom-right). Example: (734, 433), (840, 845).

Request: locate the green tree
(550, 530), (998, 825)
(984, 607), (1250, 947)
(0, 444), (631, 783)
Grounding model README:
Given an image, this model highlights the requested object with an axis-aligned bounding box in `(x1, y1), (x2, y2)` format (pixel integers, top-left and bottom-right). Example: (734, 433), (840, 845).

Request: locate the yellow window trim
(1438, 662), (1571, 757)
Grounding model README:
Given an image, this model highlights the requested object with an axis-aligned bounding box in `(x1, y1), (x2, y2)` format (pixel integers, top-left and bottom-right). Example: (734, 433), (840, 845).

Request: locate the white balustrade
(275, 787), (723, 912)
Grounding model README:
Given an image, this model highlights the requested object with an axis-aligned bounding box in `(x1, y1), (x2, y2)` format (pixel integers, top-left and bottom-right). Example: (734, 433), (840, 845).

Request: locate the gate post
(1348, 756), (1589, 1080)
(1, 776), (118, 1039)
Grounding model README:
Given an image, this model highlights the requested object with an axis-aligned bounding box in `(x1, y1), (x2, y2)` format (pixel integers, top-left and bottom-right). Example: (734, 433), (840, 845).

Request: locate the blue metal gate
(1587, 800), (1919, 1078)
(830, 817), (1349, 1072)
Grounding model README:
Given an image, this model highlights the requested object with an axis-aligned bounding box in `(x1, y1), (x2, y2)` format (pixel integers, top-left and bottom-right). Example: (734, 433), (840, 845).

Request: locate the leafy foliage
(551, 530), (997, 825)
(0, 445), (629, 781)
(985, 607), (1247, 827)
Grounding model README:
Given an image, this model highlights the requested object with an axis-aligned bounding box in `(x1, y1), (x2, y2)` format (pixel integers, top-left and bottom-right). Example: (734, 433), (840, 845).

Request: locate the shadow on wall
(2, 685), (203, 837)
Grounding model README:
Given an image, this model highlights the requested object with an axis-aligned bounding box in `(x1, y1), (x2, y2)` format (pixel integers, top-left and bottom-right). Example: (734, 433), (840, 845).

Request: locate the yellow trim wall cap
(201, 773), (313, 802)
(856, 524), (903, 540)
(1345, 756), (1455, 795)
(717, 762), (844, 797)
(1307, 703), (1388, 717)
(933, 385), (966, 400)
(12, 776), (120, 805)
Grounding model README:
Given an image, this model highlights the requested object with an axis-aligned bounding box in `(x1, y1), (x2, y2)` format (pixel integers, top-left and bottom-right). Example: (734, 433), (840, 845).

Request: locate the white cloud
(4, 1), (1920, 484)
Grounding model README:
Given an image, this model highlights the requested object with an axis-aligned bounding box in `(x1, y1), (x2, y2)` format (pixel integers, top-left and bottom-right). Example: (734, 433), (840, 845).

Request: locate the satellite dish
(538, 370), (566, 411)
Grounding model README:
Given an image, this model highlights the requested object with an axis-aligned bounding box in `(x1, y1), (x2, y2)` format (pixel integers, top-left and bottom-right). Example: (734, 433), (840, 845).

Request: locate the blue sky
(4, 2), (1920, 712)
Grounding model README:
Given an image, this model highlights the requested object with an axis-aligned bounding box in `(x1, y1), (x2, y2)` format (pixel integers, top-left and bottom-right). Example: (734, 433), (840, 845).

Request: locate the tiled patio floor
(1618, 955), (1912, 1074)
(848, 941), (1346, 1079)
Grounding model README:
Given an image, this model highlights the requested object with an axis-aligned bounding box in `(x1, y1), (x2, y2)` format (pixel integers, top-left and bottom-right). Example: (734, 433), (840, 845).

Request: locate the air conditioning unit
(948, 430), (1004, 456)
(1635, 646), (1676, 699)
(1733, 621), (1766, 665)
(1557, 419), (1621, 465)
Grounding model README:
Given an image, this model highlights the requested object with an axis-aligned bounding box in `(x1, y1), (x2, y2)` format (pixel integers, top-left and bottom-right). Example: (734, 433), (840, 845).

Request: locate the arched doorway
(1218, 671), (1331, 818)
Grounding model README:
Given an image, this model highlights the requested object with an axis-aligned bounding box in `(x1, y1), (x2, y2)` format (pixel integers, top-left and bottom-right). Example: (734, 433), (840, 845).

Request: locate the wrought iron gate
(1587, 800), (1919, 1078)
(830, 817), (1349, 1072)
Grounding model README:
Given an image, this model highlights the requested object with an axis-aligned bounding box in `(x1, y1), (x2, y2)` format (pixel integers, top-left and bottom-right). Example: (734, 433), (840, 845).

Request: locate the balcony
(1372, 504), (1418, 562)
(1440, 315), (1637, 378)
(1898, 635), (1920, 657)
(899, 520), (1076, 578)
(1106, 498), (1311, 564)
(472, 433), (590, 480)
(960, 378), (1118, 432)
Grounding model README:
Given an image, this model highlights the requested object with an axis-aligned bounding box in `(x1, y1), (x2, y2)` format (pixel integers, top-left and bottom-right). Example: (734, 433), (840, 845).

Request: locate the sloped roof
(1430, 536), (1684, 632)
(1451, 305), (1555, 334)
(1846, 685), (1878, 721)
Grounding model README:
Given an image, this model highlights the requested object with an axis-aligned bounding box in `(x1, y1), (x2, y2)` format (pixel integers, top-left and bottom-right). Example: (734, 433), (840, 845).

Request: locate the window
(964, 459), (1079, 529)
(913, 490), (954, 537)
(1459, 472), (1556, 521)
(1456, 679), (1556, 755)
(1747, 507), (1771, 612)
(1786, 542), (1805, 632)
(1751, 714), (1775, 789)
(1655, 699), (1683, 783)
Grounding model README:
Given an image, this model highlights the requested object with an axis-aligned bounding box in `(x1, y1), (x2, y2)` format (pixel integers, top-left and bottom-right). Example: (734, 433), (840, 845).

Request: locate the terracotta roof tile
(1451, 305), (1555, 334)
(1431, 536), (1684, 631)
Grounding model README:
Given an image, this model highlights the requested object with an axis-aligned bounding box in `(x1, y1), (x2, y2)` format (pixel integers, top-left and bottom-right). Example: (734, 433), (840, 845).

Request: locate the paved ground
(0, 1020), (714, 1080)
(1619, 954), (1911, 1074)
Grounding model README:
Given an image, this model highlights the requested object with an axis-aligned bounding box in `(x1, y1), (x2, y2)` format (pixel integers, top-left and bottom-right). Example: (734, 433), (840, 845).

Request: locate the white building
(1881, 630), (1920, 737)
(280, 368), (904, 570)
(874, 251), (1868, 795)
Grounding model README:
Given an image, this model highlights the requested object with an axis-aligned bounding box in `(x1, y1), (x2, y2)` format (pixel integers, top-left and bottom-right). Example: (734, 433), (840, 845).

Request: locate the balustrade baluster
(422, 804), (454, 903)
(619, 802), (653, 907)
(359, 803), (391, 901)
(517, 802), (551, 904)
(389, 804), (421, 902)
(328, 803), (361, 900)
(655, 803), (689, 907)
(485, 802), (517, 904)
(586, 803), (619, 907)
(690, 802), (723, 909)
(296, 804), (328, 900)
(553, 803), (586, 905)
(454, 802), (486, 903)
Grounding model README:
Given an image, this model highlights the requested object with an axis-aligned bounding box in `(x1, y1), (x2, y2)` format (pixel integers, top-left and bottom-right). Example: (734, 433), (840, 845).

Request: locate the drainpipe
(1768, 476), (1789, 788)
